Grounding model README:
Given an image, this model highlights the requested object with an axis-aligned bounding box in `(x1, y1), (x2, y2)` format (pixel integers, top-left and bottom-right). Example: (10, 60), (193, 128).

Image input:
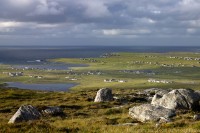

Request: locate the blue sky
(0, 0), (200, 46)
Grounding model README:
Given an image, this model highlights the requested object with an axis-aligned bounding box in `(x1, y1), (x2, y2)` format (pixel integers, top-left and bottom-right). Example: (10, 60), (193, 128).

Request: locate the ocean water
(0, 46), (200, 65)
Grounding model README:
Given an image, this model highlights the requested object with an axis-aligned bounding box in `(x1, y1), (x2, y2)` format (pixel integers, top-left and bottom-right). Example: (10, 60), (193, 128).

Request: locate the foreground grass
(1, 86), (200, 133)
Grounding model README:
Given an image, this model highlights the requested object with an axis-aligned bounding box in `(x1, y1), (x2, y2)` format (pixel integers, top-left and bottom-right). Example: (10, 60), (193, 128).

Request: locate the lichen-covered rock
(8, 105), (41, 124)
(151, 89), (200, 110)
(42, 106), (63, 116)
(129, 104), (175, 122)
(94, 88), (113, 102)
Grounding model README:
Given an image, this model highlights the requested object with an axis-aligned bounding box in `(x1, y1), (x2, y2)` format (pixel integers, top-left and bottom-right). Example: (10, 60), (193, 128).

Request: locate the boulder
(129, 104), (176, 122)
(94, 88), (113, 102)
(42, 106), (63, 116)
(8, 105), (41, 124)
(151, 89), (200, 110)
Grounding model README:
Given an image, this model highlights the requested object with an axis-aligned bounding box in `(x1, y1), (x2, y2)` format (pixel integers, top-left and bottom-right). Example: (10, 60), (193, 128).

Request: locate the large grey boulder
(129, 104), (175, 122)
(94, 88), (113, 102)
(8, 105), (41, 124)
(151, 89), (200, 110)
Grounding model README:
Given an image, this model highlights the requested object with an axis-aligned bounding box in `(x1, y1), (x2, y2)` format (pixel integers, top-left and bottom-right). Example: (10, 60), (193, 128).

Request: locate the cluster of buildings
(168, 56), (200, 61)
(148, 79), (173, 84)
(80, 58), (98, 63)
(100, 53), (119, 58)
(120, 70), (155, 75)
(104, 79), (127, 83)
(29, 75), (43, 79)
(8, 72), (23, 77)
(66, 70), (103, 76)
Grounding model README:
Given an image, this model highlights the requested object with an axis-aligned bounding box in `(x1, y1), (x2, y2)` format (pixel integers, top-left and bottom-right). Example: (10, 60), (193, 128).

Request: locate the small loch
(5, 82), (77, 92)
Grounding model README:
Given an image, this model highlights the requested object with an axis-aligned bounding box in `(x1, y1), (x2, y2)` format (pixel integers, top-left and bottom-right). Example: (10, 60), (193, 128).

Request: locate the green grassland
(1, 52), (200, 91)
(51, 52), (200, 91)
(1, 52), (200, 132)
(0, 86), (200, 133)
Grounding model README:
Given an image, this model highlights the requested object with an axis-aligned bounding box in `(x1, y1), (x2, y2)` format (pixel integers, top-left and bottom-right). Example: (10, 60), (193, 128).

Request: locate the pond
(10, 62), (88, 70)
(5, 82), (77, 92)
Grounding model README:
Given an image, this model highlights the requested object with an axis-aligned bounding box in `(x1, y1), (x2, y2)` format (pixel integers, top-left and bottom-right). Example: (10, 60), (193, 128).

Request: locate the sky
(0, 0), (200, 46)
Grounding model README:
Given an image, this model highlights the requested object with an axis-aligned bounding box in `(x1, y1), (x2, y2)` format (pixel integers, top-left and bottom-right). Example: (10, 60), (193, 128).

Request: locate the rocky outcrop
(151, 89), (200, 110)
(8, 105), (41, 124)
(42, 106), (63, 116)
(94, 88), (113, 102)
(129, 104), (175, 122)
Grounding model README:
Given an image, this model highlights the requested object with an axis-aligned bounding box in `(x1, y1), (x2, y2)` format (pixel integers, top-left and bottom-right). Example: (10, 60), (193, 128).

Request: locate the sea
(0, 46), (200, 65)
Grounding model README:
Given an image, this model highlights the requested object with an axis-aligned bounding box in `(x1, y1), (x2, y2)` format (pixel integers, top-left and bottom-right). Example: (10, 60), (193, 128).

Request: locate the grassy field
(1, 52), (200, 90)
(0, 86), (200, 133)
(1, 52), (200, 132)
(51, 52), (200, 91)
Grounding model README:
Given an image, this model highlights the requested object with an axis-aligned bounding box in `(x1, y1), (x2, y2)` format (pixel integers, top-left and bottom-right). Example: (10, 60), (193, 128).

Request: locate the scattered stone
(116, 123), (139, 126)
(8, 105), (41, 124)
(151, 89), (200, 110)
(42, 106), (63, 116)
(129, 104), (176, 122)
(112, 105), (124, 109)
(113, 96), (120, 100)
(94, 88), (113, 102)
(193, 114), (200, 120)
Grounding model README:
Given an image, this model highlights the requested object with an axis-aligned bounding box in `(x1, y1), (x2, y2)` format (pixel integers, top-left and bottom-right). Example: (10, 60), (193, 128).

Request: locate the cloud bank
(0, 0), (200, 45)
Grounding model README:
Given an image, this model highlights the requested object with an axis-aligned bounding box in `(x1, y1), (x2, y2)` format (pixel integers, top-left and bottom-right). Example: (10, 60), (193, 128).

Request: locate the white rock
(129, 104), (176, 122)
(151, 89), (200, 110)
(8, 105), (41, 124)
(94, 88), (113, 102)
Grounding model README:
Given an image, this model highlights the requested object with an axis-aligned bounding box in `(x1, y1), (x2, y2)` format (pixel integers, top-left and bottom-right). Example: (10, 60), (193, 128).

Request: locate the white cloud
(187, 28), (196, 33)
(80, 0), (111, 18)
(102, 29), (151, 36)
(0, 21), (23, 28)
(0, 0), (200, 41)
(103, 29), (120, 35)
(29, 0), (64, 16)
(151, 10), (161, 14)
